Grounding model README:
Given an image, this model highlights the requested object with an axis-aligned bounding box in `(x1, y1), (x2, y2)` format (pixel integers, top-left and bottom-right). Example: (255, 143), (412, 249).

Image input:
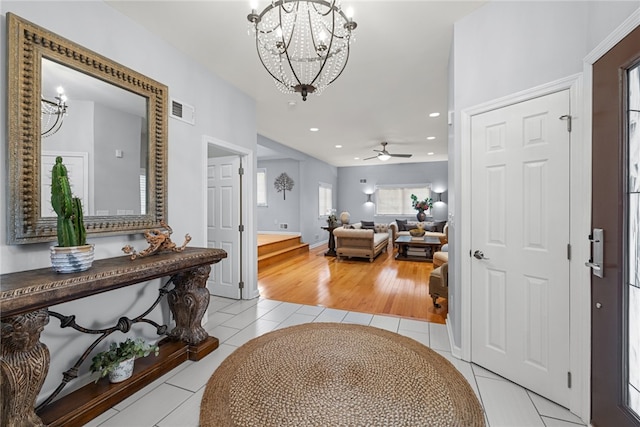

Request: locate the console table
(0, 247), (226, 427)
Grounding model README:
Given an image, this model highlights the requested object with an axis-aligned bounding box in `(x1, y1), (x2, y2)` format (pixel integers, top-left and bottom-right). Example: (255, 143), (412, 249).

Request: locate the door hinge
(567, 371), (572, 388)
(238, 224), (244, 232)
(239, 166), (244, 175)
(238, 281), (244, 289)
(567, 243), (571, 260)
(559, 115), (572, 132)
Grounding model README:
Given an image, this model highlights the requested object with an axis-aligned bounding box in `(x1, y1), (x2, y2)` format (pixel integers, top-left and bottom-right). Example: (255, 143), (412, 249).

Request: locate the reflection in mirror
(7, 13), (168, 244)
(40, 59), (148, 218)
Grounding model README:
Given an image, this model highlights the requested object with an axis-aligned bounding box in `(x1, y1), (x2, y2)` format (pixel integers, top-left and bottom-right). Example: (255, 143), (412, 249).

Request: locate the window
(318, 182), (333, 216)
(375, 185), (431, 215)
(257, 168), (267, 206)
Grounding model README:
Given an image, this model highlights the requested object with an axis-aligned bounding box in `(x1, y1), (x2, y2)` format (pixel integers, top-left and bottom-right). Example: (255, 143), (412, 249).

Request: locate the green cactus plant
(51, 156), (86, 247)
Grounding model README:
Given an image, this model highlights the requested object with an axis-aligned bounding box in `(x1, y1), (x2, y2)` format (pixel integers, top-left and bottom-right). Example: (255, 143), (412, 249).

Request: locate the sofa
(389, 219), (447, 243)
(333, 222), (391, 262)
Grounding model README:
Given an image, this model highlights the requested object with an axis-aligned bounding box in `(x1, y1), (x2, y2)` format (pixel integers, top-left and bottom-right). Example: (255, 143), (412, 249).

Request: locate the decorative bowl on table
(409, 228), (425, 237)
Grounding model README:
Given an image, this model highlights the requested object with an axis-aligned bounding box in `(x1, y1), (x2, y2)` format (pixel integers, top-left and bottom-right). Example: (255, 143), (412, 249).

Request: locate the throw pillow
(422, 223), (436, 232)
(434, 220), (447, 232)
(396, 219), (408, 231)
(361, 220), (376, 232)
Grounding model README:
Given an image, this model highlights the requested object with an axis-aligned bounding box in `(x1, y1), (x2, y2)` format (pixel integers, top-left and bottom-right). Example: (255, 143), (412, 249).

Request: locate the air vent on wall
(170, 98), (195, 125)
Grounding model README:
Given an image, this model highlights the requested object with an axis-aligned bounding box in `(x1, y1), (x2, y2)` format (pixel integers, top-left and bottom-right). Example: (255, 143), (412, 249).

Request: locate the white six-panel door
(207, 156), (241, 299)
(470, 90), (571, 406)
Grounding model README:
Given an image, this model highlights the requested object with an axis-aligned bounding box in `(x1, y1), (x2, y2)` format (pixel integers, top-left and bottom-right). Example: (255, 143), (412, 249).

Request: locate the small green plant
(51, 156), (86, 247)
(90, 338), (159, 381)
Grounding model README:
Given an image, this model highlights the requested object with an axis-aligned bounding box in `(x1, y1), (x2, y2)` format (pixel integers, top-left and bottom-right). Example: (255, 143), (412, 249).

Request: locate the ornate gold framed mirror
(7, 13), (168, 244)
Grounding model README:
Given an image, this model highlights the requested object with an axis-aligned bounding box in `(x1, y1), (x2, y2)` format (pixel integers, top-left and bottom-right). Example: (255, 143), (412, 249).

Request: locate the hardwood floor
(257, 243), (448, 324)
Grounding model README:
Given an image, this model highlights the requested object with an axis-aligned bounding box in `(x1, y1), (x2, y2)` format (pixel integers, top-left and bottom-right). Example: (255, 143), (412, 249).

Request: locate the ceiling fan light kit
(247, 0), (357, 101)
(363, 142), (413, 162)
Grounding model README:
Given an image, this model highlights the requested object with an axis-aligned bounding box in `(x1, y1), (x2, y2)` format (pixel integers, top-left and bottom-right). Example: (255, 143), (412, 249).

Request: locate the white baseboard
(446, 316), (464, 360)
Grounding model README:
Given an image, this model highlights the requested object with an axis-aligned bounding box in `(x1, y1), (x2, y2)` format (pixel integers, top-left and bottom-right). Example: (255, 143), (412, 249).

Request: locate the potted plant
(90, 338), (159, 383)
(49, 156), (94, 273)
(410, 194), (433, 222)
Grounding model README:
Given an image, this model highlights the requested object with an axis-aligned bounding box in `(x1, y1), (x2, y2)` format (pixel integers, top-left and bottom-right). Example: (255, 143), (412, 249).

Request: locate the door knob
(473, 250), (490, 260)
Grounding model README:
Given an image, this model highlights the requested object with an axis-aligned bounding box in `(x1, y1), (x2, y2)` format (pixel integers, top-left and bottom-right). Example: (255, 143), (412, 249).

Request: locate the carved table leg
(1, 309), (50, 427)
(168, 265), (211, 345)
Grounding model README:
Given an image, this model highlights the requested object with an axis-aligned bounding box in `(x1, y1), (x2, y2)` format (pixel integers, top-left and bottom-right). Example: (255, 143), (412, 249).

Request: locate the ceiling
(106, 1), (485, 167)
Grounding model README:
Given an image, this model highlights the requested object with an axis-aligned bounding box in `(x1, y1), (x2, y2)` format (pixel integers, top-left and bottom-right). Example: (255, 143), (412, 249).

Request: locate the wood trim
(36, 337), (219, 427)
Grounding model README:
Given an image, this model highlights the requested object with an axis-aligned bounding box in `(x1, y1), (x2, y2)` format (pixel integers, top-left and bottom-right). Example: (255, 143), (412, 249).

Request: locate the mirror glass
(8, 13), (168, 244)
(40, 58), (148, 218)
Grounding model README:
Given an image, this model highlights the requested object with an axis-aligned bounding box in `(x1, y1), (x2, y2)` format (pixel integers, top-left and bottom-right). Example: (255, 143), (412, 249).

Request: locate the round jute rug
(200, 322), (485, 426)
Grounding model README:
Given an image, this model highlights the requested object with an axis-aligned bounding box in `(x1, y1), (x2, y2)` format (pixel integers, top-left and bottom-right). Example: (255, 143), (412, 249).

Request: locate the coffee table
(395, 235), (441, 262)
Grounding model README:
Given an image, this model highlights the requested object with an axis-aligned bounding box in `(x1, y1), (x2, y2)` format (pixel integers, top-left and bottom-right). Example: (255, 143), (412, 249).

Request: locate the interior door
(591, 24), (640, 426)
(471, 90), (571, 406)
(207, 155), (241, 299)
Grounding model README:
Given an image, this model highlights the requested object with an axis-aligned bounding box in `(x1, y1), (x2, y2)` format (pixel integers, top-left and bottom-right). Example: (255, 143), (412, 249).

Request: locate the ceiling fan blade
(362, 155), (379, 160)
(389, 153), (412, 158)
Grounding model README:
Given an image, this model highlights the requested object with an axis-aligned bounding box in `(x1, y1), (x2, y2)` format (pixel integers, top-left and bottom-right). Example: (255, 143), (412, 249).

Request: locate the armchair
(433, 223), (449, 268)
(429, 262), (448, 309)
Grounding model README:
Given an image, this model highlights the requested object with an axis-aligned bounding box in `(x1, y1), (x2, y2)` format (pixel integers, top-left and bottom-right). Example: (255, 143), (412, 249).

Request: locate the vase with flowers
(410, 194), (433, 222)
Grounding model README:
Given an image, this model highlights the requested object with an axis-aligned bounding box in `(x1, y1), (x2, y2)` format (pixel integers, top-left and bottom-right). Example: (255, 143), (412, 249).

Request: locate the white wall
(450, 0), (640, 349)
(0, 1), (256, 401)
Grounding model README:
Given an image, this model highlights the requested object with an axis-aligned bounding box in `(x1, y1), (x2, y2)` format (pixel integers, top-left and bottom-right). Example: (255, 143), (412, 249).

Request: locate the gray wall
(337, 161), (448, 224)
(257, 139), (448, 244)
(449, 0), (640, 349)
(1, 1), (256, 401)
(257, 159), (301, 232)
(257, 135), (338, 246)
(94, 103), (142, 215)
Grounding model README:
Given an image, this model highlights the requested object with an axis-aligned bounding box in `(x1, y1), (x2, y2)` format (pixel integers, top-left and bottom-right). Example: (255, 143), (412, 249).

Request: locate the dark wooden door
(591, 25), (640, 427)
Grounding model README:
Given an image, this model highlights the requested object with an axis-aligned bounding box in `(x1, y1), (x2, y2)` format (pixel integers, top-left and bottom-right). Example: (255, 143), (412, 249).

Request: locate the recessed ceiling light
(354, 157), (360, 160)
(287, 100), (297, 107)
(335, 145), (342, 148)
(310, 127), (319, 132)
(427, 136), (436, 140)
(427, 152), (435, 156)
(429, 112), (440, 118)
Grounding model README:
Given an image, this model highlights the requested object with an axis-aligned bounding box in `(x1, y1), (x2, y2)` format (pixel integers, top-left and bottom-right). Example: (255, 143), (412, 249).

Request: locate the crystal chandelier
(247, 0), (357, 101)
(41, 86), (68, 138)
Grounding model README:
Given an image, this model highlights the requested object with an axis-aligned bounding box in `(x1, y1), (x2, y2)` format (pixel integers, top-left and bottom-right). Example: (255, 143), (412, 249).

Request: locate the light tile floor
(84, 297), (587, 427)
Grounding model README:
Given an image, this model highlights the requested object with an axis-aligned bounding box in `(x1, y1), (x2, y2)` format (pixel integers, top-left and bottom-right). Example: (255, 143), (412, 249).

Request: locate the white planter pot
(50, 244), (95, 273)
(108, 357), (135, 383)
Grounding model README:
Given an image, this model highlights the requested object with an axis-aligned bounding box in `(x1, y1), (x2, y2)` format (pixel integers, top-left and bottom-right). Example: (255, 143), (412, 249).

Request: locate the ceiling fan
(363, 142), (413, 161)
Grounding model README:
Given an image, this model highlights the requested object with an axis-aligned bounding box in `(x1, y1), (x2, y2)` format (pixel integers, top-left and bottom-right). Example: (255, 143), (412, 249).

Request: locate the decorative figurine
(122, 221), (191, 260)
